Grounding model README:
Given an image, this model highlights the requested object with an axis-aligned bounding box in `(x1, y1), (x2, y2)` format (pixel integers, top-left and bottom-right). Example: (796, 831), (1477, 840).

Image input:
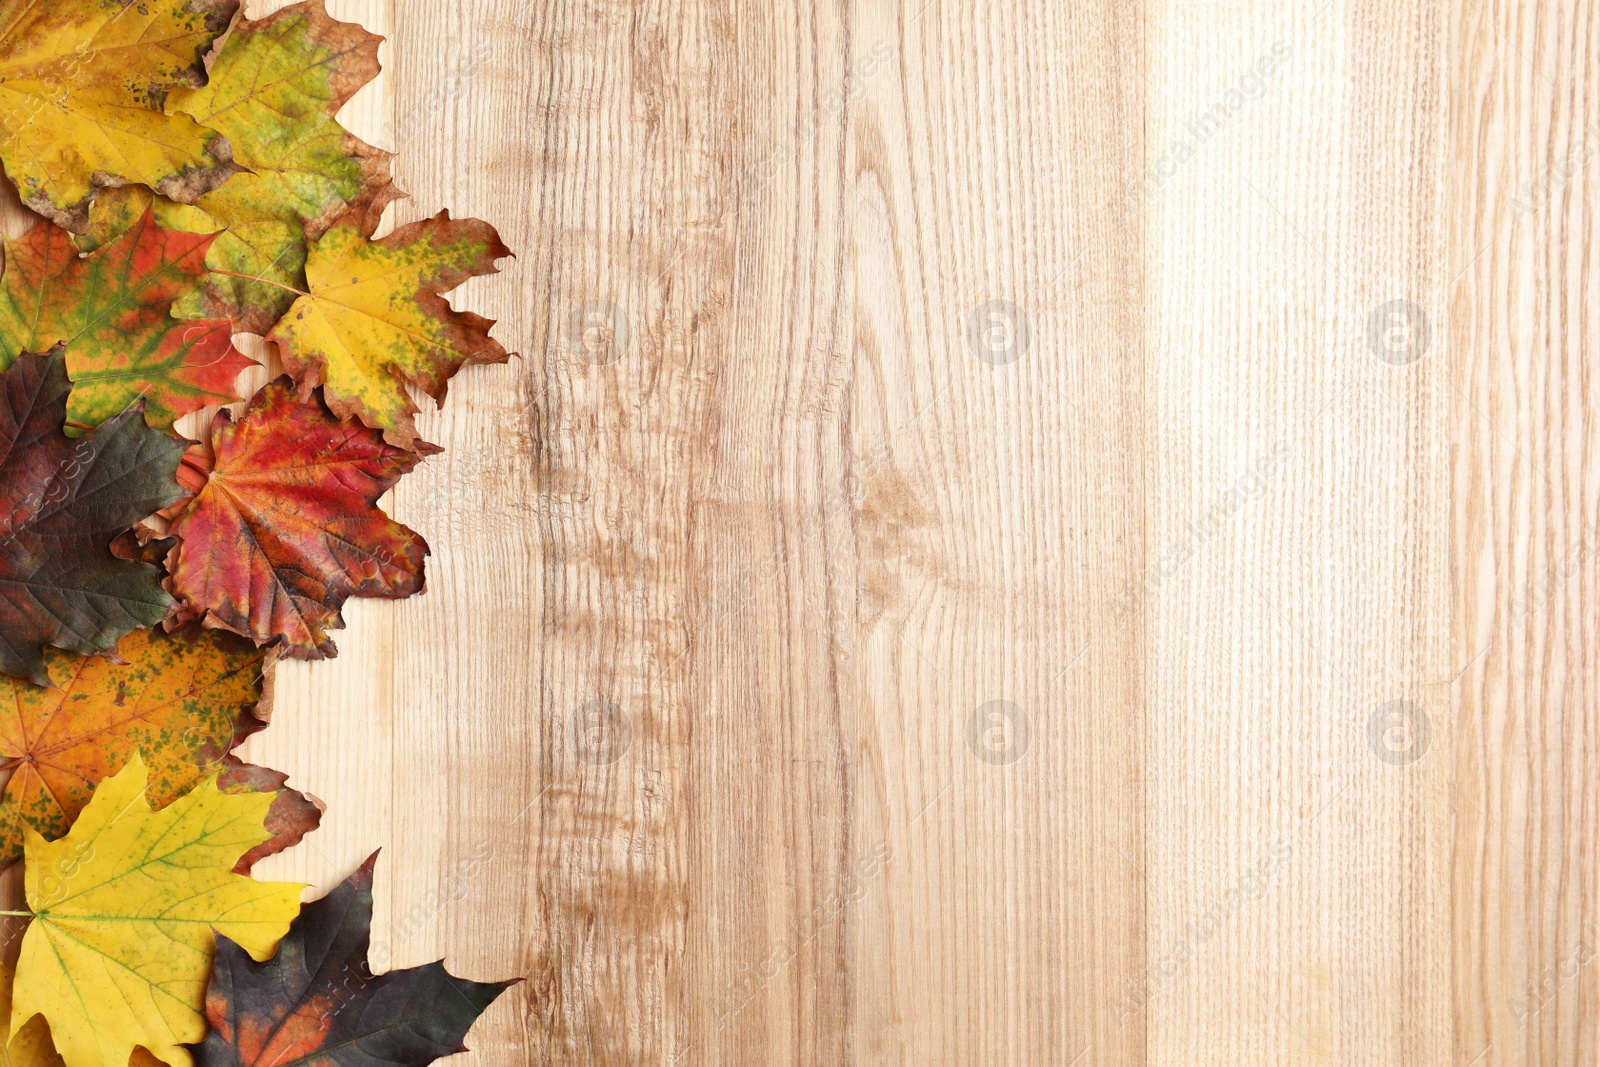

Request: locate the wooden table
(8, 1), (1591, 1064)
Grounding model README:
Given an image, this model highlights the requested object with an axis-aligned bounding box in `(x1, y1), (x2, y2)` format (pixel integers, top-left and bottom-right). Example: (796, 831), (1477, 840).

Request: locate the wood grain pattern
(1144, 2), (1456, 1064)
(850, 2), (1147, 1063)
(1450, 1), (1599, 1065)
(0, 0), (1594, 1065)
(241, 0), (1599, 1064)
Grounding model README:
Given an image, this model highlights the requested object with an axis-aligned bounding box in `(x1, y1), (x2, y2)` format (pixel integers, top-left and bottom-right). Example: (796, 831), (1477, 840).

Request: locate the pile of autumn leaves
(0, 3), (515, 1066)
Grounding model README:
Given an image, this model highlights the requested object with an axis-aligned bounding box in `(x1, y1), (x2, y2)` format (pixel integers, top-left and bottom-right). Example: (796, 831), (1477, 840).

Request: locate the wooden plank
(1144, 2), (1454, 1063)
(1449, 1), (1600, 1064)
(848, 1), (1147, 1064)
(338, 1), (861, 1063)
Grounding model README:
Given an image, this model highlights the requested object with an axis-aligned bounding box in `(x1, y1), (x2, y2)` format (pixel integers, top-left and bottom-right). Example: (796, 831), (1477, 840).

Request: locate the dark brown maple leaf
(193, 853), (516, 1067)
(0, 349), (187, 685)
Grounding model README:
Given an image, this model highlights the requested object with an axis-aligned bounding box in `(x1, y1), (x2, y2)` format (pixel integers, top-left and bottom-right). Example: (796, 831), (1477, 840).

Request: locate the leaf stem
(208, 269), (310, 298)
(0, 910), (31, 917)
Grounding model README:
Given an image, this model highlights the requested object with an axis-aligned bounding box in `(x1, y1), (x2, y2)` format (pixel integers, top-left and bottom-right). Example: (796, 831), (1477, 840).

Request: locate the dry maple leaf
(166, 378), (432, 657)
(0, 212), (255, 431)
(0, 350), (187, 685)
(0, 0), (240, 230)
(167, 0), (400, 333)
(268, 212), (511, 450)
(8, 755), (305, 1067)
(0, 627), (321, 869)
(194, 853), (515, 1067)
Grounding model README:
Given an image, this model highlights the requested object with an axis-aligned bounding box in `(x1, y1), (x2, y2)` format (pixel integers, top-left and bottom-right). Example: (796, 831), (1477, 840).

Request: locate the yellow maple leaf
(0, 968), (61, 1067)
(268, 211), (511, 449)
(0, 0), (238, 228)
(7, 755), (304, 1067)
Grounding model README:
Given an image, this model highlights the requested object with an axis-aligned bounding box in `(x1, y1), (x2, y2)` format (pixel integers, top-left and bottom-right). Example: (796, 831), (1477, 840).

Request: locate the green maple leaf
(167, 1), (398, 333)
(0, 212), (254, 432)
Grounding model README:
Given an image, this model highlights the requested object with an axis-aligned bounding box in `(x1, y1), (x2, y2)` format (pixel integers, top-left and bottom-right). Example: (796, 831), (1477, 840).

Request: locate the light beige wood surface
(249, 0), (1598, 1065)
(1, 0), (1594, 1064)
(1450, 1), (1598, 1064)
(1146, 1), (1457, 1063)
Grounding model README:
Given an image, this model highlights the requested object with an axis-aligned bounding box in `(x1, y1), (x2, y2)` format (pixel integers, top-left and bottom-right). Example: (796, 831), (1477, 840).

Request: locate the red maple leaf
(166, 378), (433, 656)
(0, 211), (255, 430)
